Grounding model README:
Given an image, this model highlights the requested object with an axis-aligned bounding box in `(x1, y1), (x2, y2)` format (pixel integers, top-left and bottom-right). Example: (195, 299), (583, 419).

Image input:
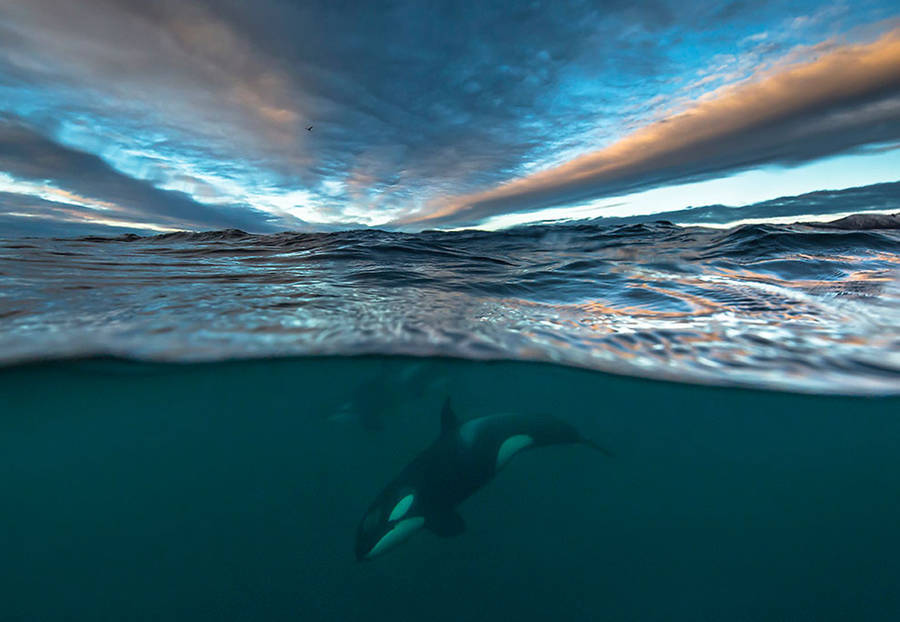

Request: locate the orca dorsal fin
(440, 398), (458, 434)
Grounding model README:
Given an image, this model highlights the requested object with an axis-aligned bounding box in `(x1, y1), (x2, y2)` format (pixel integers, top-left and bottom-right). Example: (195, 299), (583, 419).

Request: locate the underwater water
(1, 221), (899, 620)
(1, 356), (899, 621)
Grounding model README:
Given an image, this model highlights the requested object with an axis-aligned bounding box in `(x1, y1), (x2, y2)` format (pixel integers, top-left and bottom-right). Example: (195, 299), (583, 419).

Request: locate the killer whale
(355, 399), (610, 560)
(327, 362), (449, 432)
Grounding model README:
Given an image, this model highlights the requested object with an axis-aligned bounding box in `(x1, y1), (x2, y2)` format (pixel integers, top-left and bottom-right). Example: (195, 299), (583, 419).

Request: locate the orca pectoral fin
(426, 509), (466, 538)
(582, 438), (614, 458)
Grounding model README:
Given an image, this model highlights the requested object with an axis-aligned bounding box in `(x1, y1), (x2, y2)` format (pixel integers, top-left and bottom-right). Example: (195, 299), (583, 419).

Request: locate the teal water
(2, 356), (898, 621)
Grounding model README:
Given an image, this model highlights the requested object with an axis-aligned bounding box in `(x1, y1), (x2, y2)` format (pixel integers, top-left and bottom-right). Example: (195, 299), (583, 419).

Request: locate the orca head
(355, 488), (424, 561)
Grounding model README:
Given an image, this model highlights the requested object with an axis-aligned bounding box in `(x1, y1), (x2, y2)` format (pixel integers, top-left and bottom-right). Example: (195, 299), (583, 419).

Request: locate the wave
(2, 216), (899, 394)
(816, 212), (900, 230)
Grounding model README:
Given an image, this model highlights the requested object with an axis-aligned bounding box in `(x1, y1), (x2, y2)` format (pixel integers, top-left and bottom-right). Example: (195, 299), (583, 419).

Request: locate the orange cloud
(403, 28), (900, 226)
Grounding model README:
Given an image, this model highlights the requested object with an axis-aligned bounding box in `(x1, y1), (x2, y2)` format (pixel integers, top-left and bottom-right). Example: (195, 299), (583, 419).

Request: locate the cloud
(0, 117), (286, 232)
(0, 193), (166, 238)
(1, 1), (897, 233)
(544, 180), (900, 228)
(404, 29), (900, 227)
(0, 0), (303, 142)
(0, 0), (793, 228)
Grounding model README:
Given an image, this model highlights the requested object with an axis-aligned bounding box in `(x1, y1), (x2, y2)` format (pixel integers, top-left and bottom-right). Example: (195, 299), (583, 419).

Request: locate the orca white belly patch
(496, 434), (534, 470)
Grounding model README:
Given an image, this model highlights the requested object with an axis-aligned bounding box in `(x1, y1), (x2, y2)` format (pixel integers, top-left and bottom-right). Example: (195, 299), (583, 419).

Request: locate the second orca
(355, 399), (610, 560)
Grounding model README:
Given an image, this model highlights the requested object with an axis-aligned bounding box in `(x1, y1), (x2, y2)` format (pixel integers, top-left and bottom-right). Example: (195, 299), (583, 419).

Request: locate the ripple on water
(1, 222), (898, 394)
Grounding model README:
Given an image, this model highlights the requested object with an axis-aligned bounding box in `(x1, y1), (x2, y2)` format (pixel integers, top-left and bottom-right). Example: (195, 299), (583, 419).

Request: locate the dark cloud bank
(0, 117), (285, 233)
(534, 181), (900, 229)
(4, 181), (897, 238)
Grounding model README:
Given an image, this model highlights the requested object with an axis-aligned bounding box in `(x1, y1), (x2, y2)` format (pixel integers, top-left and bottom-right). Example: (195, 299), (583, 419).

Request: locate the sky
(0, 0), (898, 235)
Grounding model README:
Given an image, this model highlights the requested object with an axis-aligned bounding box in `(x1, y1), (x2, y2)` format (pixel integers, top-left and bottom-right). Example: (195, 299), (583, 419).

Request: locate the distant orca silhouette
(355, 399), (610, 560)
(327, 363), (449, 432)
(306, 125), (313, 131)
(328, 371), (392, 432)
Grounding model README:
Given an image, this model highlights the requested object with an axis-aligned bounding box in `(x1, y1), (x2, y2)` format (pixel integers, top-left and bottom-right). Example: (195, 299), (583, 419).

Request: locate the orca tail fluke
(581, 438), (615, 458)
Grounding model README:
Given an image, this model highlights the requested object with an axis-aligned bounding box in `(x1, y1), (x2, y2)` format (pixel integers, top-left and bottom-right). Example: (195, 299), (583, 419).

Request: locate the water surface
(2, 221), (899, 393)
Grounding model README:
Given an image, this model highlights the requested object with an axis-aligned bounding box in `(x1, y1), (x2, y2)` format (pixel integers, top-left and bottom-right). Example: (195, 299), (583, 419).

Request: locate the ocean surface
(2, 221), (899, 392)
(1, 220), (899, 620)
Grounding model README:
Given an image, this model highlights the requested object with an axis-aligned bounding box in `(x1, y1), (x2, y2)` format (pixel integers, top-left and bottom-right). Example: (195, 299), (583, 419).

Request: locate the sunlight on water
(1, 222), (898, 393)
